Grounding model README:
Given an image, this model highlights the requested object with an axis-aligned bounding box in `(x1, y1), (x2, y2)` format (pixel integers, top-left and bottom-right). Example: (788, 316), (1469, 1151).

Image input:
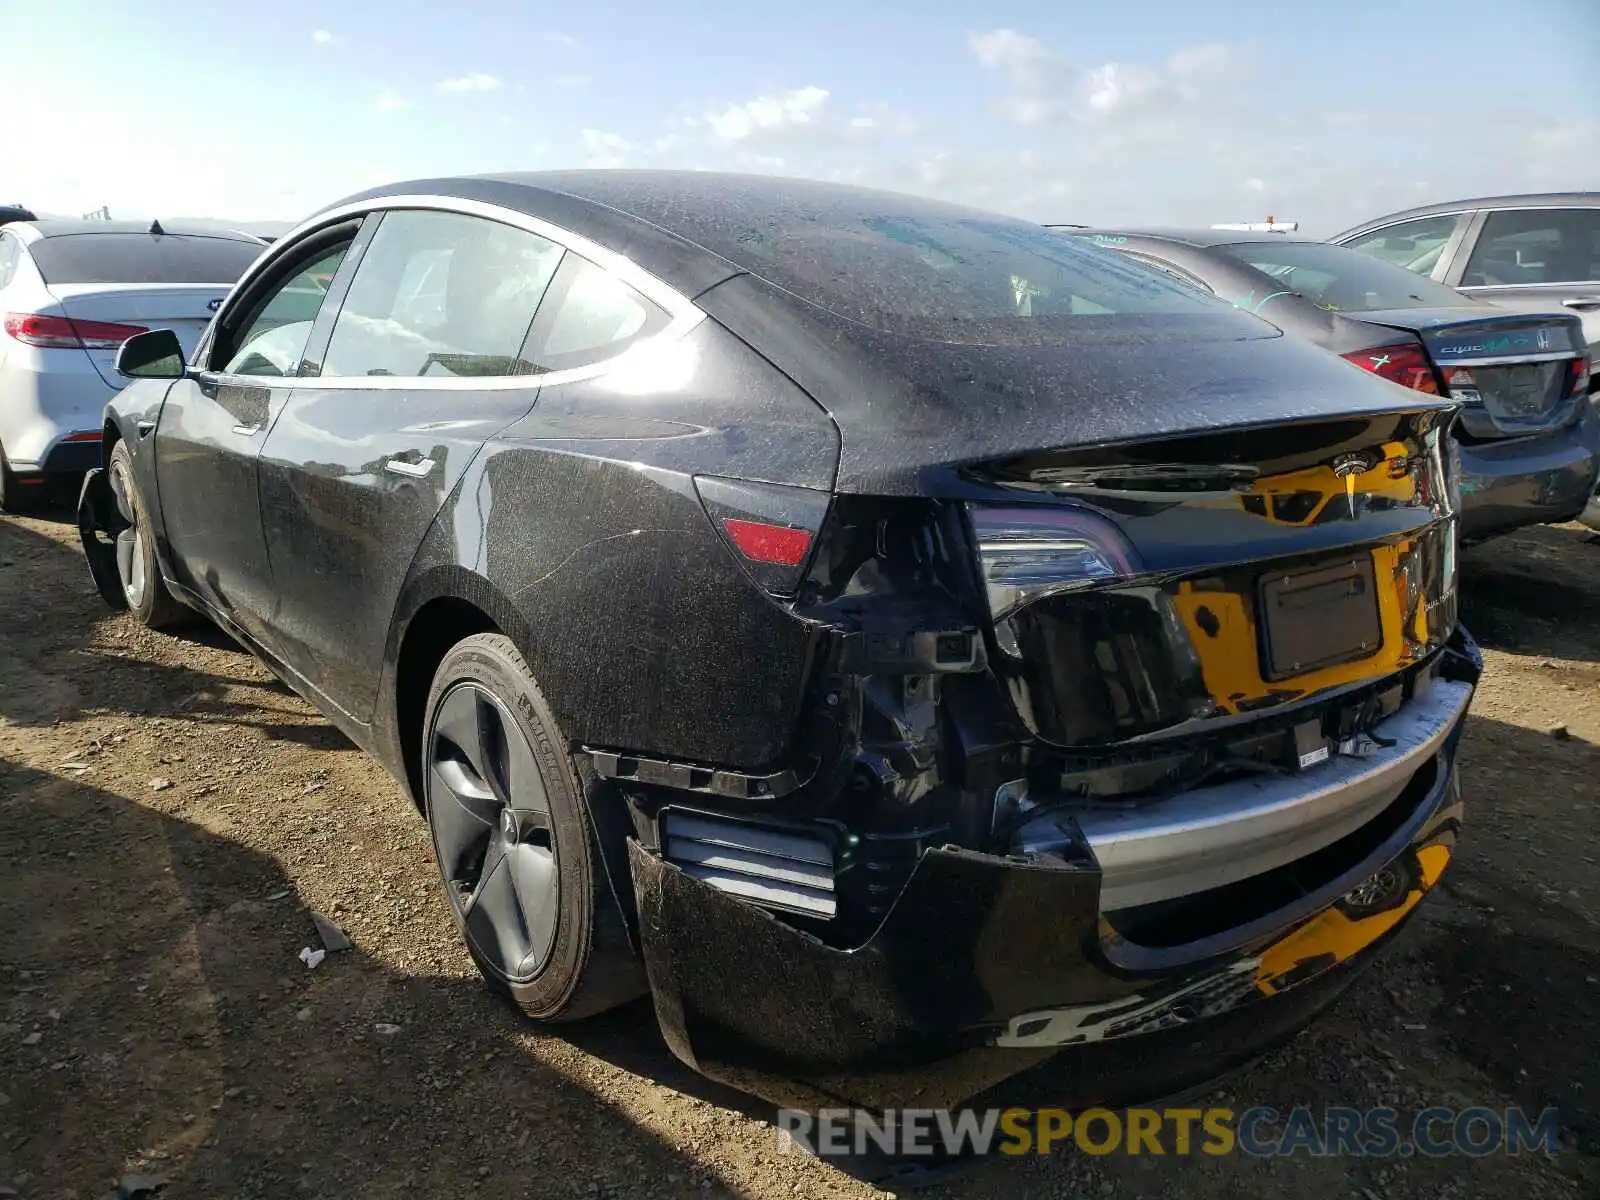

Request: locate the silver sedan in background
(0, 219), (265, 511)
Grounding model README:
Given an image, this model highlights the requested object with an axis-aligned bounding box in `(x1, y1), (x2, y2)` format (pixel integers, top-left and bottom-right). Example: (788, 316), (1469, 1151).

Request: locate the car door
(254, 205), (564, 722)
(1448, 206), (1600, 383)
(152, 220), (365, 642)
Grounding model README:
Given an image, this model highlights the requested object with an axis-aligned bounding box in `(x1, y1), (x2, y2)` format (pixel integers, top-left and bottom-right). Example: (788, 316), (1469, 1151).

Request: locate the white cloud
(436, 73), (501, 93)
(702, 86), (829, 142)
(544, 32), (581, 49)
(311, 29), (338, 45)
(553, 74), (591, 88)
(580, 129), (630, 168)
(374, 90), (409, 112)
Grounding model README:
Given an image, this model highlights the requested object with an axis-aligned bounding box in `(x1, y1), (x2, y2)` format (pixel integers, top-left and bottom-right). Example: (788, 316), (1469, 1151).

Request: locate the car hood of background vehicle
(696, 272), (1458, 496)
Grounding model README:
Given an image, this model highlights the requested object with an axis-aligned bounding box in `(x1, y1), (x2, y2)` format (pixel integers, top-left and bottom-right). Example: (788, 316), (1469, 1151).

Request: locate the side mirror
(115, 328), (186, 379)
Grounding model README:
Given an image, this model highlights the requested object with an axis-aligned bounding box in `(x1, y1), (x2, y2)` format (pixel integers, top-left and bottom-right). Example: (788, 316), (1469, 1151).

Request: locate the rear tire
(107, 441), (189, 630)
(422, 633), (639, 1021)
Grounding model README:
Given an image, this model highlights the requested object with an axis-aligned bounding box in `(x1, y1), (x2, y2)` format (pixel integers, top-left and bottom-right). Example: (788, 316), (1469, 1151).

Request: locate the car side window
(321, 210), (563, 379)
(223, 243), (352, 377)
(1461, 209), (1600, 287)
(520, 252), (672, 373)
(1340, 215), (1461, 277)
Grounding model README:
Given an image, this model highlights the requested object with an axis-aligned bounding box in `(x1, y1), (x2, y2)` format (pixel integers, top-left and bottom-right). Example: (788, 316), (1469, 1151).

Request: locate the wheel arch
(386, 563), (648, 971)
(390, 565), (528, 813)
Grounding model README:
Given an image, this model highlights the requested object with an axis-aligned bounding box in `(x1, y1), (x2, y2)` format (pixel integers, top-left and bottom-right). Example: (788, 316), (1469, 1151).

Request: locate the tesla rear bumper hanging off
(78, 466), (130, 611)
(628, 632), (1480, 1113)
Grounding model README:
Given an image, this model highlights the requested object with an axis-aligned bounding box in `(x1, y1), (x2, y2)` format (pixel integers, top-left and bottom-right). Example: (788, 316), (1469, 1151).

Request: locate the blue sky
(5, 0), (1597, 233)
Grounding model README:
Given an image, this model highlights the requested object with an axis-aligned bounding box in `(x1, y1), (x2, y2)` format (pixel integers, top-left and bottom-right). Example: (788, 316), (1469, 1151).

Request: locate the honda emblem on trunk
(207, 298), (223, 312)
(1536, 328), (1551, 351)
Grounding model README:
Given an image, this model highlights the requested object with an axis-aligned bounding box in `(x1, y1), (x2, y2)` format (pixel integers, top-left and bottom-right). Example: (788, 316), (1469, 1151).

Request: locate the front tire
(107, 440), (189, 629)
(422, 633), (635, 1021)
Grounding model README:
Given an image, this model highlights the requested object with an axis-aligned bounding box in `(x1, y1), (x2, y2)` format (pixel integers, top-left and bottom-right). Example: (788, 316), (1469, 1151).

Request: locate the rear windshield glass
(29, 233), (263, 286)
(1214, 240), (1469, 312)
(706, 203), (1259, 344)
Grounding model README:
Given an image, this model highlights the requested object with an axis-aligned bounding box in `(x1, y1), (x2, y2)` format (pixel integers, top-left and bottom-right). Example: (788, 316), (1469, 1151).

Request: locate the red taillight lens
(1567, 355), (1590, 399)
(693, 475), (830, 596)
(3, 312), (148, 350)
(1340, 341), (1439, 393)
(721, 518), (814, 567)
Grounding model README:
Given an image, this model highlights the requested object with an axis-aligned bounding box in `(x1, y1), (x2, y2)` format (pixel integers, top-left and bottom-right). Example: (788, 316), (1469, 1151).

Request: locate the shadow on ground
(0, 755), (768, 1199)
(1459, 523), (1600, 663)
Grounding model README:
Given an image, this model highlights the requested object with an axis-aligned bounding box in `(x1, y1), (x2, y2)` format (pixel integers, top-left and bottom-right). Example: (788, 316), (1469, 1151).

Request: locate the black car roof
(323, 170), (1077, 299)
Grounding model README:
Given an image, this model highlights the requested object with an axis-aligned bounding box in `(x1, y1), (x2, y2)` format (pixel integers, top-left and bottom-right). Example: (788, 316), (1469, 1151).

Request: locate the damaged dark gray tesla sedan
(77, 171), (1480, 1113)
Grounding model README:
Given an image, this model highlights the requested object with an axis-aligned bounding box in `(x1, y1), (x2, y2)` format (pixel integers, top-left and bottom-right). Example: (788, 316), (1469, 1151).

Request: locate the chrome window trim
(208, 193), (706, 392)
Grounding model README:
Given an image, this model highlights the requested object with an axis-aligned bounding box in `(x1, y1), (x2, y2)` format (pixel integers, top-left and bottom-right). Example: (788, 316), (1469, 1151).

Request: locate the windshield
(693, 193), (1264, 344)
(30, 233), (264, 285)
(1215, 240), (1471, 312)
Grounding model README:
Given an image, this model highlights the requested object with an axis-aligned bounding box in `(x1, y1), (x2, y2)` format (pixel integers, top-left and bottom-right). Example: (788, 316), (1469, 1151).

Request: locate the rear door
(254, 205), (564, 722)
(1447, 206), (1600, 386)
(153, 222), (365, 642)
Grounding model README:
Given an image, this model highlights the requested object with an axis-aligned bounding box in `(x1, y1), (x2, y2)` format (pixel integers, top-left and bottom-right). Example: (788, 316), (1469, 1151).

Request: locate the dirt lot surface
(2, 506), (1598, 1200)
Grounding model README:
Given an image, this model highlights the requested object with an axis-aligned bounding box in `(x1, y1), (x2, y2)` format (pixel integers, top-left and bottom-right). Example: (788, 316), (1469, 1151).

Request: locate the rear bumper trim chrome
(1077, 677), (1473, 911)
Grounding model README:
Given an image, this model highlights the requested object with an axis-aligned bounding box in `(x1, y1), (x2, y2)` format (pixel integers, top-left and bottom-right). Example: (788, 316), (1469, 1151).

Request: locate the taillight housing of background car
(3, 313), (149, 350)
(693, 474), (830, 597)
(965, 502), (1140, 624)
(1566, 355), (1591, 399)
(1340, 340), (1440, 393)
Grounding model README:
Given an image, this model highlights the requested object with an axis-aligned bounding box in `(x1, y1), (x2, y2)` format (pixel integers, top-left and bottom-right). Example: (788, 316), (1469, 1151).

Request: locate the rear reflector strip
(693, 474), (830, 597)
(720, 518), (813, 566)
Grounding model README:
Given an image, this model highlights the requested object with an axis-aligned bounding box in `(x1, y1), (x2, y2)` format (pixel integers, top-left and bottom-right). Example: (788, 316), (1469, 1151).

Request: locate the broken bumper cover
(77, 466), (130, 611)
(629, 634), (1481, 1112)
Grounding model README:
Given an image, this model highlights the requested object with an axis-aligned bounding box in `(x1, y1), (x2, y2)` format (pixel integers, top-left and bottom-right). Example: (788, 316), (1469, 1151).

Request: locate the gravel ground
(1, 506), (1597, 1200)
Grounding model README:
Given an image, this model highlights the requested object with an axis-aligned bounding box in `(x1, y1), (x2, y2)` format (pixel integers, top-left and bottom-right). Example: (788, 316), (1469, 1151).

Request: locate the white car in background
(0, 219), (266, 511)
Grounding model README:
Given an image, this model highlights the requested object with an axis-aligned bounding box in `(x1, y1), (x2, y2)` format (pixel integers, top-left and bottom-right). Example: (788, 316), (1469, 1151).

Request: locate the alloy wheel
(426, 682), (561, 982)
(108, 465), (147, 609)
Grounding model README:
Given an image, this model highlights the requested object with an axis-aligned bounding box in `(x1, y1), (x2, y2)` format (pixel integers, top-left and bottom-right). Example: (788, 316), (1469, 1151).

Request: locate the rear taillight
(693, 475), (830, 596)
(1340, 341), (1439, 393)
(1567, 356), (1590, 399)
(3, 313), (148, 350)
(966, 503), (1139, 623)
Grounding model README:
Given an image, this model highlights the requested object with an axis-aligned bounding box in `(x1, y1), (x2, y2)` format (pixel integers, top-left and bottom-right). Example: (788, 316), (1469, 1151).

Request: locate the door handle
(231, 423), (261, 436)
(384, 456), (436, 479)
(136, 420), (156, 438)
(1560, 296), (1600, 310)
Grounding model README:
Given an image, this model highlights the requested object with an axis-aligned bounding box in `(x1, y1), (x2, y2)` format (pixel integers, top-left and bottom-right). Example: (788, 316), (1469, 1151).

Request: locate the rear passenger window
(521, 254), (672, 373)
(321, 210), (563, 379)
(1462, 209), (1600, 286)
(1340, 215), (1461, 277)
